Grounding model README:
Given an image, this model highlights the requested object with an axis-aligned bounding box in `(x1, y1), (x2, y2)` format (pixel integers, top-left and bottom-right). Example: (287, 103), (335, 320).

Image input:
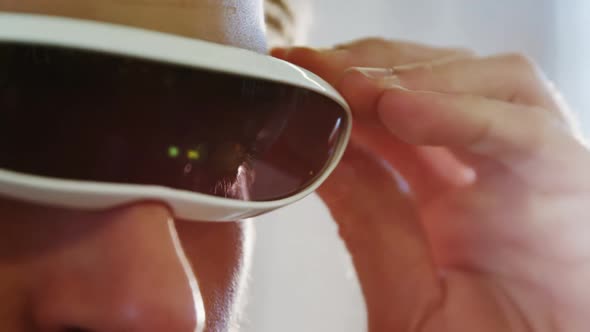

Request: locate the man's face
(0, 1), (267, 331)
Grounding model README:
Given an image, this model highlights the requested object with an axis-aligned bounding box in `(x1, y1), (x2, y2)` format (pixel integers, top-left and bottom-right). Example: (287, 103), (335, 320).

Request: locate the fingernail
(351, 67), (405, 89)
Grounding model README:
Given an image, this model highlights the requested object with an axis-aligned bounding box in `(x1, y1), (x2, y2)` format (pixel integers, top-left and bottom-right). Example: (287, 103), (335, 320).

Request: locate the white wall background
(243, 1), (590, 331)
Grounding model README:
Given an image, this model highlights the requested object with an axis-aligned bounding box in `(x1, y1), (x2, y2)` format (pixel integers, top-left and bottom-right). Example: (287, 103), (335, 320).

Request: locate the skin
(0, 1), (266, 331)
(274, 40), (590, 332)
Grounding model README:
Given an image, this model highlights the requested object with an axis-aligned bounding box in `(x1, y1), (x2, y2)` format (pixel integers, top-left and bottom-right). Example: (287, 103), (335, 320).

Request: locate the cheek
(175, 220), (254, 328)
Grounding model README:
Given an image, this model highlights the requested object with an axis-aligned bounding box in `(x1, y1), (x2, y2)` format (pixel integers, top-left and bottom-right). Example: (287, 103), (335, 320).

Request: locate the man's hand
(273, 39), (590, 332)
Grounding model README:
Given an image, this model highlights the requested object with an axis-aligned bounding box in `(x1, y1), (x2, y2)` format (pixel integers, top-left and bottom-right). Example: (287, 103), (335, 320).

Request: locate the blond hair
(264, 0), (310, 47)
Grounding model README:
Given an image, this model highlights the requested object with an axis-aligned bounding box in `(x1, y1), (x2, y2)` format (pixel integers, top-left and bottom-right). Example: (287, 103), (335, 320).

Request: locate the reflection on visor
(0, 43), (348, 202)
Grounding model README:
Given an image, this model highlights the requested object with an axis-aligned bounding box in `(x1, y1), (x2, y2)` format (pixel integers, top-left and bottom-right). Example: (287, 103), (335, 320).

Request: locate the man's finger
(374, 85), (587, 190)
(317, 143), (442, 331)
(354, 54), (572, 125)
(332, 38), (475, 68)
(336, 67), (475, 202)
(351, 124), (473, 203)
(271, 38), (472, 84)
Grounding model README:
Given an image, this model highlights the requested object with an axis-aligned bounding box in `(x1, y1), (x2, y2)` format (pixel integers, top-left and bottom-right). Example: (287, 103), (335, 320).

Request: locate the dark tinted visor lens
(0, 43), (348, 201)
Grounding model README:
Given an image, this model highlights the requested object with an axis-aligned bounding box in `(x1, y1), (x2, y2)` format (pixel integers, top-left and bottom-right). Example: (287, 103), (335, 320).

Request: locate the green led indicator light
(168, 146), (180, 158)
(187, 149), (201, 160)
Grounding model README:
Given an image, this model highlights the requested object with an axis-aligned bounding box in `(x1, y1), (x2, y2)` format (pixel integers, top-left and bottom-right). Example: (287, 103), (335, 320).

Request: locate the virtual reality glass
(0, 13), (351, 222)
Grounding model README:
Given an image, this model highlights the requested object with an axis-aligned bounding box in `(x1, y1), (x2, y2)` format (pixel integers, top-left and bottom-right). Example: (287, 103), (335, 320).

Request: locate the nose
(30, 203), (204, 332)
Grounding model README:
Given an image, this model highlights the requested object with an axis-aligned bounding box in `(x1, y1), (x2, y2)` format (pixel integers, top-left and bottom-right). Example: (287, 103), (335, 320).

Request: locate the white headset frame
(0, 12), (351, 222)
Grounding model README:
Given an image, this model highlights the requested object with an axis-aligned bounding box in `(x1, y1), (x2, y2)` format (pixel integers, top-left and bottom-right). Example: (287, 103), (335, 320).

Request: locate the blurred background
(243, 1), (590, 331)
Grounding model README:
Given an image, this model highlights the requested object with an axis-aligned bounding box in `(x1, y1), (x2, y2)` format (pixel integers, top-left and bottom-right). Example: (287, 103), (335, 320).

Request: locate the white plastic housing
(0, 13), (351, 222)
